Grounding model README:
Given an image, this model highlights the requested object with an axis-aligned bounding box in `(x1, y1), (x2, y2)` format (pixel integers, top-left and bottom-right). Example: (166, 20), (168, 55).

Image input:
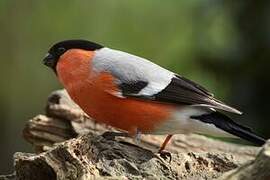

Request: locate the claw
(102, 131), (129, 140)
(158, 150), (172, 163)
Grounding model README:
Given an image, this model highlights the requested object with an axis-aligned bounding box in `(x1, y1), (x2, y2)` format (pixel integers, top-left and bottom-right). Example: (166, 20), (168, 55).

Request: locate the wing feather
(120, 74), (242, 115)
(93, 48), (241, 114)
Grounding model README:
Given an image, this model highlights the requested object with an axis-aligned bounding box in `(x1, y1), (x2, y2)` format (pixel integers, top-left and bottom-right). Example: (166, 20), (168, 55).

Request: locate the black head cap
(43, 39), (103, 71)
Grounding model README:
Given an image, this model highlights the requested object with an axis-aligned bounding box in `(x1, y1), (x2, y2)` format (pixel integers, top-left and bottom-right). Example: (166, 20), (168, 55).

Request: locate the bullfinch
(43, 39), (266, 152)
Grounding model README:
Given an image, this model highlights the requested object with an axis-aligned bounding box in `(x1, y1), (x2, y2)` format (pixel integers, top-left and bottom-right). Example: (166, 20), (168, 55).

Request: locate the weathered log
(218, 140), (270, 180)
(1, 89), (268, 180)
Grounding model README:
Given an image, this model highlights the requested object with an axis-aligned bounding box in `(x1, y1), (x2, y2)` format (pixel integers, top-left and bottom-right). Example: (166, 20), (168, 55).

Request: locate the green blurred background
(0, 0), (269, 174)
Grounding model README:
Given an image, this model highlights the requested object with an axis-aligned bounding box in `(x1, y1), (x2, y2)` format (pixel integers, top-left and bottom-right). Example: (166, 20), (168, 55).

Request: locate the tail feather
(191, 112), (266, 146)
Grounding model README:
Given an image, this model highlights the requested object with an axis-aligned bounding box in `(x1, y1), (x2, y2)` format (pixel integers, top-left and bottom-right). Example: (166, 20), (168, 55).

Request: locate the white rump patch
(152, 106), (234, 138)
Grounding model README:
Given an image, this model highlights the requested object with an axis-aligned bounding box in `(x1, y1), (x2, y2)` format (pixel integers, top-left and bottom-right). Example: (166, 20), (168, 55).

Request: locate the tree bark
(0, 90), (269, 180)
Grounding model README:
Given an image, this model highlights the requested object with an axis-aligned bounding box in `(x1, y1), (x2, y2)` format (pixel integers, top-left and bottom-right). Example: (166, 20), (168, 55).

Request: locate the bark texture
(1, 90), (269, 180)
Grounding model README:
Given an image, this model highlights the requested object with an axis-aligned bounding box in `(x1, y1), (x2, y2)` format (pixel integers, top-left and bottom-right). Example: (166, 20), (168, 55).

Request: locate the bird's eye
(57, 47), (66, 54)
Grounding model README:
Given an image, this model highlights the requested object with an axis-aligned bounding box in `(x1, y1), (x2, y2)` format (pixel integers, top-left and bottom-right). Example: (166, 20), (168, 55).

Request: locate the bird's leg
(102, 131), (129, 141)
(158, 134), (173, 162)
(159, 134), (173, 152)
(134, 128), (142, 145)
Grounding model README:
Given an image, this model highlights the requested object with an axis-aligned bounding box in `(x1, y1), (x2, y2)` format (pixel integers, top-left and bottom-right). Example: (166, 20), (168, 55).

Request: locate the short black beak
(43, 53), (55, 68)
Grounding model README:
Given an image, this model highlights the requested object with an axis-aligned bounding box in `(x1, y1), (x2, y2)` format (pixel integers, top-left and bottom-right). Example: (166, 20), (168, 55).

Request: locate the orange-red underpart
(56, 49), (176, 135)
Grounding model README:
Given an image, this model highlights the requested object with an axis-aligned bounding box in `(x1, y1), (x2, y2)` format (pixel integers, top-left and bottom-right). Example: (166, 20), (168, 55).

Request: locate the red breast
(56, 49), (175, 134)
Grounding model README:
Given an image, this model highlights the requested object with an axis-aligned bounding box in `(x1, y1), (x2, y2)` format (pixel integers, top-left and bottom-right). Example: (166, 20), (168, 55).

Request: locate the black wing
(119, 81), (148, 95)
(118, 74), (242, 114)
(154, 75), (214, 104)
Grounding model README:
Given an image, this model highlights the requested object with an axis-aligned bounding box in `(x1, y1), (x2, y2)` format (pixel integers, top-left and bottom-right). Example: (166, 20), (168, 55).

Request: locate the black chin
(43, 53), (57, 72)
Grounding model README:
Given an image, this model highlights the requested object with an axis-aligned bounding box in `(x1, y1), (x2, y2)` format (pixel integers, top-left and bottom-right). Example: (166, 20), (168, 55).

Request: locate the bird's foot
(158, 150), (172, 163)
(102, 131), (129, 141)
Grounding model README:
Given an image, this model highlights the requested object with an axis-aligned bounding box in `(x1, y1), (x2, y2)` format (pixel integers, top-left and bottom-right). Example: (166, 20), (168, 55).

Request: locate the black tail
(191, 112), (266, 146)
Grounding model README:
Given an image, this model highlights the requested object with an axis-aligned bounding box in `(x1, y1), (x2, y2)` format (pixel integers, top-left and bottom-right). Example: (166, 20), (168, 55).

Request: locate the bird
(43, 39), (266, 153)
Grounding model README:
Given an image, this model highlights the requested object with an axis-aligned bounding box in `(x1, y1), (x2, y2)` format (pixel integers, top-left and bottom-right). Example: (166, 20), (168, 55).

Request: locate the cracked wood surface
(1, 89), (269, 180)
